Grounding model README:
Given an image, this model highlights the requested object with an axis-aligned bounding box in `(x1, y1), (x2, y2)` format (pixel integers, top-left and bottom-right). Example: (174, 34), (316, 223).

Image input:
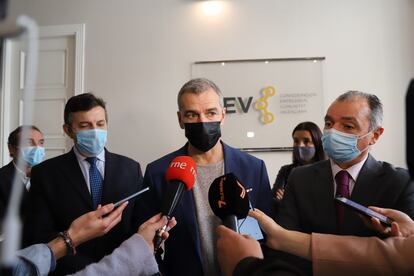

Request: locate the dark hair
(7, 125), (42, 146)
(64, 93), (107, 125)
(292, 121), (325, 165)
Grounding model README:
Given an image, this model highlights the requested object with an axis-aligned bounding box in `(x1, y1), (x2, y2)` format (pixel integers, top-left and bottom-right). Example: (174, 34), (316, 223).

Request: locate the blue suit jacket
(24, 149), (144, 275)
(141, 142), (273, 276)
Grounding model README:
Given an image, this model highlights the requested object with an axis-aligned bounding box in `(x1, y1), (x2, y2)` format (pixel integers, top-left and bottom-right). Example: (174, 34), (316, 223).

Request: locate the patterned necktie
(335, 170), (350, 232)
(86, 157), (103, 209)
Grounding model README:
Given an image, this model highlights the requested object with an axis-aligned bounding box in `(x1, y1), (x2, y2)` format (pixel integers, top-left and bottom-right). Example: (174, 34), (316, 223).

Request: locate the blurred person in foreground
(11, 202), (176, 276)
(217, 207), (414, 276)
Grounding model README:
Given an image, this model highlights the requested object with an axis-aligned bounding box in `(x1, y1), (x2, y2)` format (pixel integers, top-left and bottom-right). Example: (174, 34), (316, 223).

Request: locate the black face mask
(184, 122), (221, 152)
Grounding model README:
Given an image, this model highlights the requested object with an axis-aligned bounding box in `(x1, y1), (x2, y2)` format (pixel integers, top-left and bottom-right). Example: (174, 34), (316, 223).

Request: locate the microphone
(208, 173), (249, 232)
(153, 156), (197, 252)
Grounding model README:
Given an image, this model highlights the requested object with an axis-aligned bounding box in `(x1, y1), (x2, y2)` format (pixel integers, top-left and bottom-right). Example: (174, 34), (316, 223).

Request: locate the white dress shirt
(330, 153), (369, 196)
(73, 146), (105, 193)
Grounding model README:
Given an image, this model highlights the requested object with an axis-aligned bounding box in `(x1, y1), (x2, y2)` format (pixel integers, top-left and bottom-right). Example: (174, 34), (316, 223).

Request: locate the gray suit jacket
(277, 154), (414, 236)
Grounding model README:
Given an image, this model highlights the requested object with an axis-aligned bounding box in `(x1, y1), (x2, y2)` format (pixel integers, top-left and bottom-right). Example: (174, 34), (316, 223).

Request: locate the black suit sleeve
(271, 165), (291, 196)
(394, 179), (414, 219)
(0, 197), (6, 220)
(23, 166), (58, 245)
(0, 183), (9, 220)
(275, 168), (302, 231)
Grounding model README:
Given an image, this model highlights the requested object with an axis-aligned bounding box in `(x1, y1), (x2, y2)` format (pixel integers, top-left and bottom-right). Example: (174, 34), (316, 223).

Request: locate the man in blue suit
(24, 93), (144, 275)
(142, 78), (274, 276)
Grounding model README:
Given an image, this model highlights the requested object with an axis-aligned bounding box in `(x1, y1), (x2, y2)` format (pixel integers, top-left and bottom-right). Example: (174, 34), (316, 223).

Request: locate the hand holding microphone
(153, 156), (197, 252)
(138, 213), (177, 252)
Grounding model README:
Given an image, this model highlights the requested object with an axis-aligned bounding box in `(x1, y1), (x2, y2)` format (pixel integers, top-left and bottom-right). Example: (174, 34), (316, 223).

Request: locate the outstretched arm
(48, 202), (128, 259)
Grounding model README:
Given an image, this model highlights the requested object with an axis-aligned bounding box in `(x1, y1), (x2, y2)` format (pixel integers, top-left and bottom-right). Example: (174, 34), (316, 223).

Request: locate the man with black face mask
(140, 78), (274, 276)
(273, 91), (414, 275)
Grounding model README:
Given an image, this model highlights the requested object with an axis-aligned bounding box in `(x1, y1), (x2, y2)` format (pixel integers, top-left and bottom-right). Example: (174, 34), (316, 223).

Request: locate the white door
(20, 35), (75, 159)
(1, 24), (85, 165)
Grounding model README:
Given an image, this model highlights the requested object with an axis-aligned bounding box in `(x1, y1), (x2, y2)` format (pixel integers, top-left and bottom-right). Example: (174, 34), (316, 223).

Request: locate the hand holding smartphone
(335, 197), (393, 227)
(113, 187), (150, 207)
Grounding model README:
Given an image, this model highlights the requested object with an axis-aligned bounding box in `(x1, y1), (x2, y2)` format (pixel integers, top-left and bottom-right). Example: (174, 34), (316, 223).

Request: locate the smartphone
(335, 197), (393, 227)
(238, 216), (264, 241)
(113, 187), (150, 207)
(237, 197), (264, 241)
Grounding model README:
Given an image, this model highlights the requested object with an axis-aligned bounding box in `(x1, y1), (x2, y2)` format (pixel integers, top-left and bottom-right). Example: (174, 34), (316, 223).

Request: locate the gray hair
(177, 78), (224, 110)
(336, 90), (383, 131)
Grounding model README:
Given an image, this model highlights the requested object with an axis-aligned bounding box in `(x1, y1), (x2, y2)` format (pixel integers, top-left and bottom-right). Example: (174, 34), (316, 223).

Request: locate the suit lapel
(350, 154), (382, 205)
(181, 190), (202, 257)
(59, 150), (93, 209)
(222, 143), (236, 176)
(176, 144), (207, 270)
(344, 155), (382, 234)
(181, 146), (203, 257)
(313, 161), (337, 232)
(102, 150), (127, 204)
(102, 150), (114, 203)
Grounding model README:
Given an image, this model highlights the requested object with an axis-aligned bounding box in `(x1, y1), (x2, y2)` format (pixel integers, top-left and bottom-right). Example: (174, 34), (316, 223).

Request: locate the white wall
(8, 0), (414, 184)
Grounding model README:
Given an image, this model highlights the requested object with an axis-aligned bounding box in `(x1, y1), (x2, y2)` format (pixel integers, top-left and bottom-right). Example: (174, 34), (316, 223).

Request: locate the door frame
(0, 23), (85, 165)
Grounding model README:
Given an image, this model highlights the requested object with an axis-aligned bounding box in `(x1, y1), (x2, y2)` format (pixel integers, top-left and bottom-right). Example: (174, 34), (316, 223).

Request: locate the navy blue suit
(23, 149), (144, 275)
(141, 142), (273, 276)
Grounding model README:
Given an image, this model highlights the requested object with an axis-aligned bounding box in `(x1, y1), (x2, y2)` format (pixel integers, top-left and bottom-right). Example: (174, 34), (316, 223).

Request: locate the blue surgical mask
(75, 129), (107, 157)
(322, 128), (371, 163)
(293, 146), (316, 164)
(21, 146), (45, 167)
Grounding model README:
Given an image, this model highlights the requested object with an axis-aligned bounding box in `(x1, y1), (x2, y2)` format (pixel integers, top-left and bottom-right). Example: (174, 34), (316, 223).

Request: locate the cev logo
(255, 86), (276, 124)
(223, 85), (276, 125)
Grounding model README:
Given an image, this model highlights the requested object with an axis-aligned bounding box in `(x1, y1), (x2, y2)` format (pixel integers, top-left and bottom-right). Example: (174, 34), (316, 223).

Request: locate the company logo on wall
(224, 85), (317, 126)
(192, 57), (324, 149)
(224, 85), (276, 125)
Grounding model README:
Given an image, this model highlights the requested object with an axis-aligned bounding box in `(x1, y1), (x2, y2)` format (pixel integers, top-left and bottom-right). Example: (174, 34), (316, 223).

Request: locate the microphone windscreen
(407, 79), (414, 179)
(165, 156), (197, 190)
(208, 173), (249, 220)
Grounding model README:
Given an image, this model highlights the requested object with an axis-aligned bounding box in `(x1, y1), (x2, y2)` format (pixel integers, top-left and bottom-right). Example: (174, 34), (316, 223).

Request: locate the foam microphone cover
(208, 173), (249, 220)
(165, 155), (197, 190)
(407, 79), (414, 179)
(161, 156), (197, 217)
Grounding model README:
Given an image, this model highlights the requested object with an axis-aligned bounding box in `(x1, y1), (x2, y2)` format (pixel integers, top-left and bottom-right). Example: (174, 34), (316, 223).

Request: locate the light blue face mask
(21, 146), (45, 167)
(75, 129), (107, 157)
(322, 128), (371, 164)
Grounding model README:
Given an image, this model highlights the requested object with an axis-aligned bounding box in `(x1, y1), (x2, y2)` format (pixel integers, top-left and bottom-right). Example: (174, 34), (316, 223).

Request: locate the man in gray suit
(275, 91), (414, 273)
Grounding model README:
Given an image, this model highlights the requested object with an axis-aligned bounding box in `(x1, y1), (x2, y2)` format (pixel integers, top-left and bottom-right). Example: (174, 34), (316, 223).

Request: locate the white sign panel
(192, 58), (325, 150)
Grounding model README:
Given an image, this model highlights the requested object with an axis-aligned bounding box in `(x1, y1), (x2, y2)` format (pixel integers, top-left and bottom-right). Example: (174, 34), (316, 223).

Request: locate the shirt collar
(12, 160), (30, 185)
(73, 146), (106, 163)
(330, 154), (369, 182)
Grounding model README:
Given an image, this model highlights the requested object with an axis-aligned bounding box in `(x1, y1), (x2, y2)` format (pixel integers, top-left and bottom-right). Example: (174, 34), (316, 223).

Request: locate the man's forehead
(180, 91), (221, 110)
(18, 128), (43, 140)
(326, 100), (370, 121)
(72, 106), (106, 120)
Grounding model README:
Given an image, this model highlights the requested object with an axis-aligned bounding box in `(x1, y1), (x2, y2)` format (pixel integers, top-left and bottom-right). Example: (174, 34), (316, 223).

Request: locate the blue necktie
(87, 157), (103, 209)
